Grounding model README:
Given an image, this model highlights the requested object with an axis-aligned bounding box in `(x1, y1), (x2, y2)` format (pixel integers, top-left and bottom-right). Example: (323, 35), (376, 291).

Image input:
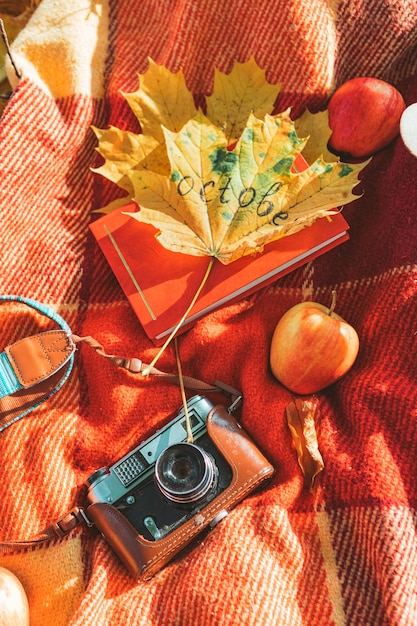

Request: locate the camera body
(86, 395), (274, 580)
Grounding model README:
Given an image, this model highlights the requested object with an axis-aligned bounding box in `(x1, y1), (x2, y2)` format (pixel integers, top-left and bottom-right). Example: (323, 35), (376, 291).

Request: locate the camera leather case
(87, 402), (274, 580)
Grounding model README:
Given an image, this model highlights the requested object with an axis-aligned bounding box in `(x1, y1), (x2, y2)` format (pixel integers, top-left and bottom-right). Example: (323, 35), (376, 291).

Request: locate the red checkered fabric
(0, 1), (417, 624)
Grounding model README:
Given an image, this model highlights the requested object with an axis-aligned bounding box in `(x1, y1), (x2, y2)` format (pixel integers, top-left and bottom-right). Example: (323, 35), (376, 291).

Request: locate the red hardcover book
(90, 202), (349, 345)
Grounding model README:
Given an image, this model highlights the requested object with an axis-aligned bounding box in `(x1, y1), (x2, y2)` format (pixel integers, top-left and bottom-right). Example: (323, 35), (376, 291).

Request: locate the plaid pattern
(0, 0), (417, 624)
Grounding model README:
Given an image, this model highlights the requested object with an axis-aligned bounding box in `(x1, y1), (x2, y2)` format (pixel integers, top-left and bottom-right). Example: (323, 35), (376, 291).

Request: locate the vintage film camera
(86, 395), (274, 580)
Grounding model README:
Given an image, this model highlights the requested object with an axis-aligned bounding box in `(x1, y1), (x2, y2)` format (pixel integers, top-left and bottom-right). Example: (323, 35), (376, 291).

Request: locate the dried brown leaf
(286, 398), (324, 491)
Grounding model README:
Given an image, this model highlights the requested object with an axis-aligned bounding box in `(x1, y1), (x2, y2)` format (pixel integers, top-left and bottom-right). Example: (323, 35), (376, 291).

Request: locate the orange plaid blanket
(1, 1), (417, 624)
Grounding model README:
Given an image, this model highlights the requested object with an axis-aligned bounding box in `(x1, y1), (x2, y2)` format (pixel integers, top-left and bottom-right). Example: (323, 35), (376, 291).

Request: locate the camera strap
(0, 295), (241, 433)
(72, 332), (242, 410)
(0, 507), (93, 555)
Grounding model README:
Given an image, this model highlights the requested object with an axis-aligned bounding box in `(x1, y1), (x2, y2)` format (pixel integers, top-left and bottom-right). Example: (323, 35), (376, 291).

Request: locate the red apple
(270, 292), (359, 394)
(328, 77), (406, 158)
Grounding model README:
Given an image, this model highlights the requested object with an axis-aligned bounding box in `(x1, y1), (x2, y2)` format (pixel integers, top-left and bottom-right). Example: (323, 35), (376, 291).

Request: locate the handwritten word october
(176, 177), (289, 223)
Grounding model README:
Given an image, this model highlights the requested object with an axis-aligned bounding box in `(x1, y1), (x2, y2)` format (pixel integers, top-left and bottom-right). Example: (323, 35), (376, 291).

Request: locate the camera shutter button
(209, 510), (228, 529)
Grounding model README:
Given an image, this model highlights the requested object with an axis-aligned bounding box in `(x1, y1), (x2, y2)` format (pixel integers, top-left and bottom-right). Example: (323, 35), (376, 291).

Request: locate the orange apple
(328, 77), (406, 158)
(270, 292), (359, 394)
(0, 567), (30, 626)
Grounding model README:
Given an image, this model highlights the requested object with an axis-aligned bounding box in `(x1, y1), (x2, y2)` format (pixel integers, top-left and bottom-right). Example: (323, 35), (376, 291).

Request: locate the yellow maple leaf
(127, 109), (367, 264)
(206, 56), (281, 144)
(124, 58), (197, 144)
(92, 58), (282, 212)
(92, 59), (198, 212)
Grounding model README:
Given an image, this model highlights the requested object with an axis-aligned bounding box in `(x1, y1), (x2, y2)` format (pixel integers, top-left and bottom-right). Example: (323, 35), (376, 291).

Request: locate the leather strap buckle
(3, 330), (75, 390)
(52, 507), (93, 538)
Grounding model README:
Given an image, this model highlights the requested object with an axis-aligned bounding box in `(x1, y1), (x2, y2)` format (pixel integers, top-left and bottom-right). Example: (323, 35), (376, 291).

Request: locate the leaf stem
(174, 337), (193, 443)
(142, 257), (215, 375)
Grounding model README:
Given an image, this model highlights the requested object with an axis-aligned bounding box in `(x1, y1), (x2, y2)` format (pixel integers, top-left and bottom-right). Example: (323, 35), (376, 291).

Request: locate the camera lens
(155, 443), (218, 506)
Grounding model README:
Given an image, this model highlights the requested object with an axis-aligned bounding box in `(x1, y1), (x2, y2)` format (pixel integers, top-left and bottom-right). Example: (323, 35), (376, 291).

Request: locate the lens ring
(155, 443), (217, 505)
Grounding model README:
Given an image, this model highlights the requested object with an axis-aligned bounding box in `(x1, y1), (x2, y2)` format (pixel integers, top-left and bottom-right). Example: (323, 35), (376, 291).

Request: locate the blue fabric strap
(0, 295), (72, 333)
(0, 295), (75, 432)
(0, 351), (21, 397)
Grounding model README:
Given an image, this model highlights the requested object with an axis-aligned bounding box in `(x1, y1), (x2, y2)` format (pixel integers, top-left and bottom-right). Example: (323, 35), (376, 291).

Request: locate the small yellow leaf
(91, 125), (167, 212)
(286, 398), (324, 491)
(206, 56), (281, 144)
(92, 125), (155, 186)
(294, 108), (335, 164)
(123, 58), (197, 144)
